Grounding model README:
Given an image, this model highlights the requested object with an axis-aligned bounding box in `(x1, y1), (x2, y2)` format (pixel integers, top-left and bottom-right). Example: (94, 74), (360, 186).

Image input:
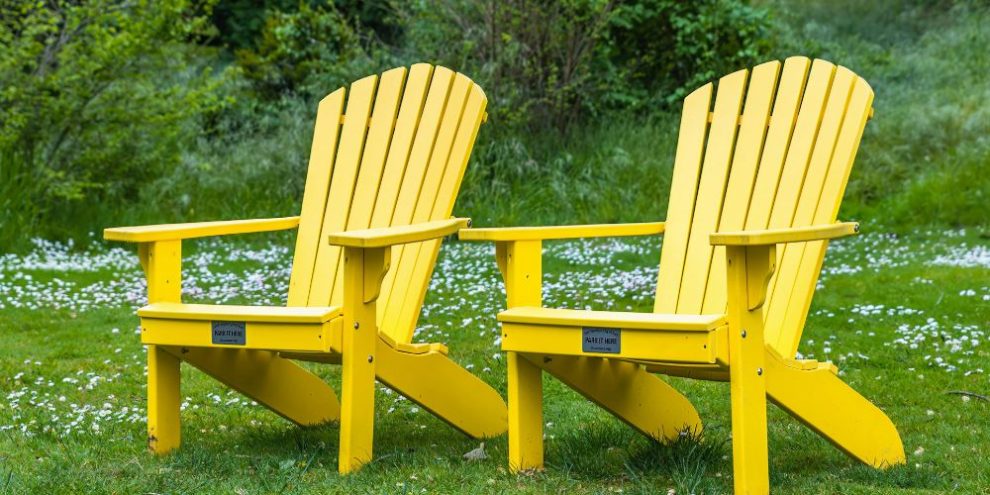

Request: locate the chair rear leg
(534, 355), (702, 442)
(508, 352), (544, 472)
(374, 338), (507, 439)
(147, 344), (181, 454)
(765, 350), (905, 467)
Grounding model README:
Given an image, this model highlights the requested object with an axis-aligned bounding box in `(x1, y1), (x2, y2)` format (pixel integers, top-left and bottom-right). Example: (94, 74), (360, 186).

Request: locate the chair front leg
(496, 240), (546, 472)
(725, 245), (774, 495)
(508, 352), (544, 471)
(139, 240), (183, 454)
(338, 246), (389, 474)
(147, 344), (181, 453)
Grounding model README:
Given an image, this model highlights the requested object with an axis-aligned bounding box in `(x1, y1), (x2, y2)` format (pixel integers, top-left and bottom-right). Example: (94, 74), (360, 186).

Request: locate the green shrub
(0, 0), (231, 247)
(233, 2), (391, 99)
(397, 0), (773, 132)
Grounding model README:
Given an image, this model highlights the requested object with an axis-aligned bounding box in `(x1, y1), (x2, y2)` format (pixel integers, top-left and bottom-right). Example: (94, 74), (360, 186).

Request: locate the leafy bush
(233, 2), (391, 99)
(0, 0), (230, 247)
(603, 0), (774, 107)
(397, 0), (773, 131)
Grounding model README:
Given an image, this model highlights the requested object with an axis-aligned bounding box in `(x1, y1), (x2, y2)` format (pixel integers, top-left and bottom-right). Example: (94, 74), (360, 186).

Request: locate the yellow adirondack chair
(104, 64), (507, 474)
(459, 57), (906, 493)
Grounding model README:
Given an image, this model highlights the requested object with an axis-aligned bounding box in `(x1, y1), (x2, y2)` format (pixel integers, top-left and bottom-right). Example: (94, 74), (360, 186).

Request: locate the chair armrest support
(104, 216), (300, 243)
(328, 218), (470, 248)
(710, 222), (859, 246)
(459, 222), (665, 242)
(105, 217), (300, 304)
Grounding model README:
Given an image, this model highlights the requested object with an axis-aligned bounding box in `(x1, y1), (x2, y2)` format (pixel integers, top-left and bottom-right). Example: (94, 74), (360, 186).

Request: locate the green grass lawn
(1, 229), (988, 494)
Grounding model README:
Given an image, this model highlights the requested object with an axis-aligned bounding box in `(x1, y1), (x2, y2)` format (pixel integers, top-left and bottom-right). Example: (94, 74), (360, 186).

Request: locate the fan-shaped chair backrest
(286, 64), (488, 344)
(654, 57), (874, 357)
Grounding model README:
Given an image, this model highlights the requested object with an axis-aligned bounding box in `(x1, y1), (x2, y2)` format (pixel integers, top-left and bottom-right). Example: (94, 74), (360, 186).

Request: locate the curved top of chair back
(654, 57), (874, 357)
(287, 64), (488, 344)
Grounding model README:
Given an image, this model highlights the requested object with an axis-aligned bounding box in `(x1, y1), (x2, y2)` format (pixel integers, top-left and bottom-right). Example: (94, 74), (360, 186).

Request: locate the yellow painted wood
(338, 246), (388, 474)
(105, 66), (502, 475)
(344, 67), (408, 232)
(138, 240), (182, 303)
(327, 218), (468, 248)
(499, 307), (725, 331)
(763, 348), (905, 467)
(710, 222), (859, 246)
(381, 73), (471, 340)
(725, 244), (772, 495)
(496, 239), (545, 472)
(459, 221), (664, 242)
(140, 318), (340, 354)
(743, 57), (811, 232)
(139, 239), (183, 455)
(289, 89), (346, 306)
(390, 82), (489, 342)
(507, 352), (544, 472)
(139, 302), (340, 323)
(375, 336), (507, 438)
(374, 67), (455, 337)
(147, 345), (181, 454)
(431, 82), (489, 220)
(675, 68), (747, 314)
(765, 67), (856, 349)
(369, 65), (441, 329)
(104, 216), (299, 243)
(655, 84), (713, 313)
(309, 74), (379, 307)
(532, 354), (702, 441)
(472, 59), (902, 493)
(759, 59), (836, 314)
(500, 322), (726, 364)
(165, 346), (340, 426)
(703, 61), (780, 314)
(369, 64), (435, 230)
(763, 60), (835, 234)
(775, 77), (875, 357)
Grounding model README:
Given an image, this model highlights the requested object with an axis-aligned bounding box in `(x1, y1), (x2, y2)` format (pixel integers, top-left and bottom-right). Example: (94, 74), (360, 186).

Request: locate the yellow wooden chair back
(286, 64), (487, 345)
(654, 56), (874, 358)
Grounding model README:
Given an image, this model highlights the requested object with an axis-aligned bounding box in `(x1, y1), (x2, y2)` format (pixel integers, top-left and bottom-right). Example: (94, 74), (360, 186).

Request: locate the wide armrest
(710, 222), (859, 246)
(327, 218), (470, 248)
(104, 216), (300, 243)
(458, 221), (665, 242)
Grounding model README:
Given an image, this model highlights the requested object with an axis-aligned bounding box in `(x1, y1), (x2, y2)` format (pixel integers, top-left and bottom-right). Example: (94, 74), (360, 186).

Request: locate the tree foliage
(0, 0), (230, 241)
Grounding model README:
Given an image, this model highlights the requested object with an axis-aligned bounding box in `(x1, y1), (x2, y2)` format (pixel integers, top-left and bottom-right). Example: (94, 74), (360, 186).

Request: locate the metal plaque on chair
(212, 321), (246, 345)
(582, 327), (620, 354)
